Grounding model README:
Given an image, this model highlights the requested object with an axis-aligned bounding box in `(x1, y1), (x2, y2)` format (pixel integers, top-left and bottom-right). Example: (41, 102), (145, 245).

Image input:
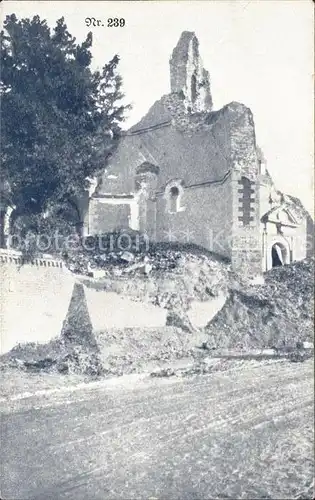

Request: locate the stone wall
(83, 286), (167, 331)
(0, 250), (168, 354)
(88, 198), (132, 234)
(155, 176), (232, 258)
(169, 31), (213, 112)
(227, 103), (262, 276)
(87, 95), (263, 273)
(1, 252), (75, 353)
(230, 175), (262, 276)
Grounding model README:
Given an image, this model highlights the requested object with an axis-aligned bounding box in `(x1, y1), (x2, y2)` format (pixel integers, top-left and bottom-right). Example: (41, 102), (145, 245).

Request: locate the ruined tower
(169, 31), (213, 113)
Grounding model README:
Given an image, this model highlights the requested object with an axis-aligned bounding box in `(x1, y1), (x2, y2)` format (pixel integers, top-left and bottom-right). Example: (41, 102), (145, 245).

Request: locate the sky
(1, 0), (314, 215)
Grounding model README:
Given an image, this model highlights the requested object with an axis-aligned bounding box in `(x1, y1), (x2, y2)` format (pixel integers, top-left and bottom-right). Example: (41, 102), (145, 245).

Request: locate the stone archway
(270, 241), (290, 268)
(164, 179), (185, 214)
(265, 237), (291, 271)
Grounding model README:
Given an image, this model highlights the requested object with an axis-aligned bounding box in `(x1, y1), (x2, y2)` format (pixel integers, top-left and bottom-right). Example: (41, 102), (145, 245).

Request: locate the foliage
(1, 14), (130, 230)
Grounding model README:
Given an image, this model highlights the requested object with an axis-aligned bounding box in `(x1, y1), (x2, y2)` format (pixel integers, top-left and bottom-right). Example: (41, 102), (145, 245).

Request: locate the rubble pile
(65, 234), (233, 334)
(0, 243), (232, 377)
(205, 257), (314, 351)
(0, 340), (104, 377)
(62, 231), (230, 281)
(2, 237), (312, 377)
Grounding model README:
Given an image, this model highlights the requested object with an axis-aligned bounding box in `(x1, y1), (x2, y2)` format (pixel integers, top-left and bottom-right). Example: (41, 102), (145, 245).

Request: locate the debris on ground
(1, 237), (313, 378)
(205, 257), (314, 351)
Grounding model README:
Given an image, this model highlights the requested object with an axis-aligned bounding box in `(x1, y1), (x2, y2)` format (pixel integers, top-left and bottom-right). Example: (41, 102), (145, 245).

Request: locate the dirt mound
(0, 339), (103, 377)
(205, 258), (314, 351)
(95, 326), (202, 376)
(63, 233), (230, 281)
(1, 244), (228, 377)
(73, 243), (233, 332)
(3, 244), (312, 377)
(0, 285), (104, 376)
(76, 241), (234, 333)
(0, 325), (204, 378)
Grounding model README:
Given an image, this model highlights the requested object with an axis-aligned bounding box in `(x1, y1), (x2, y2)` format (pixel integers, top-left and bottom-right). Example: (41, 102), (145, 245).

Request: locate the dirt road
(1, 360), (313, 499)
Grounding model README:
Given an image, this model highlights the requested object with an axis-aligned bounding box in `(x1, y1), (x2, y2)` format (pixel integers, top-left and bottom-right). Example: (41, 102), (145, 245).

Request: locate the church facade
(80, 32), (311, 275)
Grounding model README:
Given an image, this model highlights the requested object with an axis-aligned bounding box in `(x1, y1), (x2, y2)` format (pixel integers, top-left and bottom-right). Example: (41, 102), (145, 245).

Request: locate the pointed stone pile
(60, 282), (98, 349)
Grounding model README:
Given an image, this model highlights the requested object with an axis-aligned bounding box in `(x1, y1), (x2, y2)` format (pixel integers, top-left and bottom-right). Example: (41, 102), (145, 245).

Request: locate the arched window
(165, 180), (185, 213)
(170, 186), (180, 213)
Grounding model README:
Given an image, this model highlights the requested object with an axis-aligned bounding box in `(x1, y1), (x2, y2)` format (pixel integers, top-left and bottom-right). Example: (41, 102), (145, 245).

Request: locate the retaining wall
(0, 251), (75, 353)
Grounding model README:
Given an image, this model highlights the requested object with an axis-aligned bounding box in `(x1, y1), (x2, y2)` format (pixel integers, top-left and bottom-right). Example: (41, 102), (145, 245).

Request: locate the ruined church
(1, 32), (312, 275)
(78, 31), (311, 275)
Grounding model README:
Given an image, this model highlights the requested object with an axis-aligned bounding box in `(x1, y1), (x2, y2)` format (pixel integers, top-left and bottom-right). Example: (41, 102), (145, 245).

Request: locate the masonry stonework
(170, 31), (213, 113)
(156, 179), (232, 258)
(0, 250), (170, 353)
(0, 251), (75, 353)
(83, 31), (311, 276)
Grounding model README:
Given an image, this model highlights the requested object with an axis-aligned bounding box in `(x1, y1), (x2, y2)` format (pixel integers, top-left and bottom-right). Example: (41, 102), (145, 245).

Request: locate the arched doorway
(271, 242), (288, 267)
